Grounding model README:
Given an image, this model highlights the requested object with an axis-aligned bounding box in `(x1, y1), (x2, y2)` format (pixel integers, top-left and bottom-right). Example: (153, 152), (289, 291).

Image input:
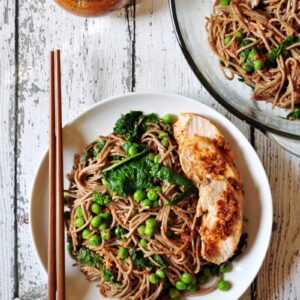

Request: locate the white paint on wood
(0, 1), (16, 299)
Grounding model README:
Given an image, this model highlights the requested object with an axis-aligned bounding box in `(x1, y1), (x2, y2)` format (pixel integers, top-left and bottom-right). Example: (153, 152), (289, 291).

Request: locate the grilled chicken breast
(173, 113), (243, 265)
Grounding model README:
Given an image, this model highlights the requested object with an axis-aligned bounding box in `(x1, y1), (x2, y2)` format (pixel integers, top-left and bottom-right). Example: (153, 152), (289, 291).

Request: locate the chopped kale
(103, 156), (154, 196)
(152, 254), (168, 269)
(132, 249), (155, 269)
(113, 111), (160, 142)
(286, 107), (300, 120)
(93, 140), (106, 159)
(114, 111), (143, 141)
(92, 193), (111, 205)
(267, 35), (299, 65)
(103, 156), (197, 204)
(76, 246), (103, 269)
(101, 268), (115, 282)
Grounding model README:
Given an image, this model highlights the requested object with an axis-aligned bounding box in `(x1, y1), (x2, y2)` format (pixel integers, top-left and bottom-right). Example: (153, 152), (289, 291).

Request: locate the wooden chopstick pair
(48, 50), (65, 300)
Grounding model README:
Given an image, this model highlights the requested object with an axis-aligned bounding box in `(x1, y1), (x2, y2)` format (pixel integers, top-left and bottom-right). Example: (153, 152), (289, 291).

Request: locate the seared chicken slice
(173, 113), (243, 264)
(199, 176), (243, 264)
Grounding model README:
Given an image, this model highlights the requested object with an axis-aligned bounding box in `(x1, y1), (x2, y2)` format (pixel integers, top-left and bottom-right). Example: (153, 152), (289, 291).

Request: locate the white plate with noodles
(30, 92), (273, 300)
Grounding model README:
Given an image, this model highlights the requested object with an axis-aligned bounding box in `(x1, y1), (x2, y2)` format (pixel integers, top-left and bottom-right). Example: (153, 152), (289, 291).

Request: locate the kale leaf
(132, 249), (155, 269)
(113, 111), (143, 141)
(76, 246), (103, 269)
(101, 268), (115, 282)
(92, 193), (111, 205)
(113, 111), (160, 142)
(286, 107), (300, 120)
(103, 156), (154, 196)
(267, 35), (299, 64)
(103, 155), (197, 204)
(152, 254), (168, 269)
(93, 140), (106, 159)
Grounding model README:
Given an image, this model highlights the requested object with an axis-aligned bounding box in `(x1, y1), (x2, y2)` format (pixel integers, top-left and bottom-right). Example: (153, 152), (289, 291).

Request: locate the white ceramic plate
(30, 92), (273, 300)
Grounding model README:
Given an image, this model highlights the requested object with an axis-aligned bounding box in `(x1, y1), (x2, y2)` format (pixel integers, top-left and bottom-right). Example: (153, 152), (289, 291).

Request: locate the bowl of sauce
(54, 0), (131, 17)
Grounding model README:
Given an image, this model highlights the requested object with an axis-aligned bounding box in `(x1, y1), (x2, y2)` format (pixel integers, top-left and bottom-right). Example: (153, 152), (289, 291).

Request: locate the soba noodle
(65, 116), (224, 299)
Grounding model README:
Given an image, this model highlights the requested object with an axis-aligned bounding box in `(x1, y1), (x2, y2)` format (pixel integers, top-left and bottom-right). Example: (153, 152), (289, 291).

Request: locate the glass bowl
(169, 0), (300, 154)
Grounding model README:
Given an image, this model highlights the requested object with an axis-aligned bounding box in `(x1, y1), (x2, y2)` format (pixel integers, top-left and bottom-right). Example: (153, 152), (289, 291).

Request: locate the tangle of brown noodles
(65, 122), (222, 299)
(206, 0), (300, 111)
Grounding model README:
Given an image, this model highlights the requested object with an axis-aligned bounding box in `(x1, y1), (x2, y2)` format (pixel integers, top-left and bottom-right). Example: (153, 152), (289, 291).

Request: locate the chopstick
(48, 50), (65, 300)
(48, 51), (56, 300)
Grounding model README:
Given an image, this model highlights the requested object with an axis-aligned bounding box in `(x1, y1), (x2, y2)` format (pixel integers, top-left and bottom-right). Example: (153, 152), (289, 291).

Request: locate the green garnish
(92, 193), (111, 205)
(267, 35), (299, 64)
(93, 140), (106, 159)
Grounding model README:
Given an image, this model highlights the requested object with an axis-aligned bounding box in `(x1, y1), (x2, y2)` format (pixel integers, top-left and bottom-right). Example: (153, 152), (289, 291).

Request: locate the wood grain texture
(0, 0), (299, 299)
(0, 1), (16, 299)
(254, 131), (300, 300)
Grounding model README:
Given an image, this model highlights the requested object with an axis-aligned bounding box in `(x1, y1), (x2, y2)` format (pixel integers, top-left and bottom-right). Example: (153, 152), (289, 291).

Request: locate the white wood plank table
(0, 1), (299, 299)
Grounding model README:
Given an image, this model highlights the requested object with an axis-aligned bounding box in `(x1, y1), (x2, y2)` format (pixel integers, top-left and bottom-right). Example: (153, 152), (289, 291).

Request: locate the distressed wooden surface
(0, 0), (299, 299)
(0, 1), (16, 300)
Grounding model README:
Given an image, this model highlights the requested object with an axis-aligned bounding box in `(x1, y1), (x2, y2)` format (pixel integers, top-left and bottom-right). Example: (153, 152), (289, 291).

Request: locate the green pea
(64, 191), (69, 198)
(163, 114), (175, 124)
(133, 190), (146, 202)
(91, 203), (101, 214)
(234, 31), (243, 40)
(91, 215), (102, 227)
(99, 212), (111, 219)
(198, 274), (208, 284)
(169, 288), (180, 299)
(203, 267), (211, 276)
(151, 200), (159, 208)
(99, 222), (107, 230)
(75, 206), (83, 217)
(219, 0), (230, 4)
(102, 178), (109, 186)
(89, 234), (101, 246)
(242, 64), (253, 72)
(137, 225), (146, 235)
(148, 153), (155, 161)
(82, 229), (92, 239)
(253, 58), (264, 70)
(101, 230), (111, 241)
(224, 36), (232, 45)
(147, 189), (158, 201)
(145, 218), (156, 228)
(248, 49), (258, 60)
(144, 226), (155, 237)
(75, 217), (85, 228)
(155, 269), (165, 279)
(117, 247), (129, 259)
(128, 145), (138, 156)
(140, 238), (148, 247)
(181, 272), (192, 284)
(175, 280), (187, 291)
(154, 155), (161, 164)
(154, 186), (162, 192)
(162, 185), (167, 191)
(115, 283), (122, 290)
(148, 273), (159, 284)
(115, 226), (125, 237)
(141, 199), (152, 207)
(159, 132), (168, 138)
(161, 139), (169, 148)
(66, 242), (72, 253)
(217, 279), (231, 291)
(220, 263), (231, 273)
